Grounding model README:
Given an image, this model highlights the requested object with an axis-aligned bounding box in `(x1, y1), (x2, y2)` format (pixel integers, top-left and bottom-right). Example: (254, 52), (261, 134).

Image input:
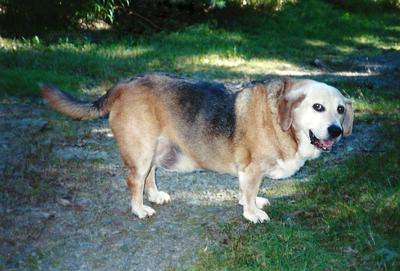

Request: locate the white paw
(255, 197), (270, 209)
(148, 191), (171, 205)
(243, 208), (270, 223)
(239, 197), (270, 209)
(131, 204), (156, 219)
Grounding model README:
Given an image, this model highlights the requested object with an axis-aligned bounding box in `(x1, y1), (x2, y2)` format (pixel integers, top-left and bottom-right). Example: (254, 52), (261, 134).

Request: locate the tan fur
(343, 101), (354, 137)
(41, 83), (122, 120)
(42, 74), (352, 223)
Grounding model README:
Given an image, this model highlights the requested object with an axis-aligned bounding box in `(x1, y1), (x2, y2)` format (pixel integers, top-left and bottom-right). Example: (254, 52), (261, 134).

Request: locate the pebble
(57, 198), (72, 206)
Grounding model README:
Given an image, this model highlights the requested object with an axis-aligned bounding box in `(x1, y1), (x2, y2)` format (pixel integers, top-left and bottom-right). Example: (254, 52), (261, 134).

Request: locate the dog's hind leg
(122, 142), (156, 218)
(126, 166), (156, 219)
(110, 109), (160, 218)
(145, 167), (171, 205)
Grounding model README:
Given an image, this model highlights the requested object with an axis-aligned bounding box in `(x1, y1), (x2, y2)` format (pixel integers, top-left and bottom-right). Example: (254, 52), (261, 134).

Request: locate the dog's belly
(154, 138), (199, 172)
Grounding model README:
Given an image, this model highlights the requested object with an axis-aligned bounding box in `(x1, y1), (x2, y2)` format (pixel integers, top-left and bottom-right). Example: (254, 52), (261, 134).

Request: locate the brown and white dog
(41, 73), (353, 223)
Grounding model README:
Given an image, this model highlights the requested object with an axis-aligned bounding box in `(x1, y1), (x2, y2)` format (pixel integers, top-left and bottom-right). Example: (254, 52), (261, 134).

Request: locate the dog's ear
(342, 99), (354, 137)
(278, 79), (305, 131)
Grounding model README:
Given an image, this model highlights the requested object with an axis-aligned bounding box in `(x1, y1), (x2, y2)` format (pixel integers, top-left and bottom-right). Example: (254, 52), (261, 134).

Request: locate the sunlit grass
(339, 87), (400, 120)
(261, 180), (300, 198)
(354, 97), (400, 119)
(351, 35), (400, 50)
(1, 0), (399, 98)
(181, 54), (303, 76)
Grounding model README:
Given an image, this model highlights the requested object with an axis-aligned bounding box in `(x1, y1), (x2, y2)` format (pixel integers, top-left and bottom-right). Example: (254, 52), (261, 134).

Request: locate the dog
(41, 73), (353, 223)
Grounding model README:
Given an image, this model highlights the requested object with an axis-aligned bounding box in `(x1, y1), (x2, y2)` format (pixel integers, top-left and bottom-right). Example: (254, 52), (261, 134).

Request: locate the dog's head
(279, 79), (353, 152)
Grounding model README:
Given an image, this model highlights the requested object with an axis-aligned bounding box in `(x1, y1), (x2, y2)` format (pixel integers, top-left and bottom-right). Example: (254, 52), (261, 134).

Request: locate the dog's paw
(132, 204), (156, 219)
(243, 208), (270, 223)
(239, 197), (270, 209)
(148, 191), (171, 205)
(255, 197), (270, 209)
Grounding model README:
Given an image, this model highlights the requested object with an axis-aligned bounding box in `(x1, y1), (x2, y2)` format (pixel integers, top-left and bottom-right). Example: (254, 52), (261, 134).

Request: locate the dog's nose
(328, 125), (342, 138)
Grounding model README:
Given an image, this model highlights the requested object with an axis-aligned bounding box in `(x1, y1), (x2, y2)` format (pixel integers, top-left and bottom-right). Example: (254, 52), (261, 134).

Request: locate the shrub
(326, 0), (400, 12)
(0, 0), (128, 34)
(0, 0), (295, 35)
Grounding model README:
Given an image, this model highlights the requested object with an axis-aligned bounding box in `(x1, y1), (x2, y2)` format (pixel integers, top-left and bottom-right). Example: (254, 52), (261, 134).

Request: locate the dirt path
(0, 53), (397, 270)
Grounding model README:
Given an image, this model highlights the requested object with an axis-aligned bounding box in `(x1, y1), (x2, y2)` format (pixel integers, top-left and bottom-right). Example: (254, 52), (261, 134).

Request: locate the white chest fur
(265, 139), (321, 180)
(266, 153), (306, 179)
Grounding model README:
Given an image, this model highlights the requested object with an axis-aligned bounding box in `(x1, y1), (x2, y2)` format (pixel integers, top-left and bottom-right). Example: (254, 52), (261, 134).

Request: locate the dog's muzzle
(309, 130), (334, 152)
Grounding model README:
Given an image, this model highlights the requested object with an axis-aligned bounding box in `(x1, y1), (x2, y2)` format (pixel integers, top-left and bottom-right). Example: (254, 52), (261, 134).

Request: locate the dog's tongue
(321, 140), (334, 149)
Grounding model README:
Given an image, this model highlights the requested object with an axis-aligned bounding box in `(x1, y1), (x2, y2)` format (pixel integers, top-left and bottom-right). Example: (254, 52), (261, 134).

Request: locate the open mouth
(309, 130), (334, 152)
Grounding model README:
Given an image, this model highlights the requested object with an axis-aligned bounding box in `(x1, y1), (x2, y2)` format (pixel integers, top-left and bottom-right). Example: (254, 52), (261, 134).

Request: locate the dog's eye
(312, 103), (325, 112)
(337, 105), (345, 114)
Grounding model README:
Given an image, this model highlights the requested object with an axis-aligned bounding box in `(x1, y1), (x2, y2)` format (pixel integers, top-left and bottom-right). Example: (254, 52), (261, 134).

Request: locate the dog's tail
(40, 84), (121, 120)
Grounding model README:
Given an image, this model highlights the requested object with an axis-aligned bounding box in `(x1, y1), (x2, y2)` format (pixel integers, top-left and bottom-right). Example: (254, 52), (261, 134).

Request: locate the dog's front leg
(238, 167), (270, 223)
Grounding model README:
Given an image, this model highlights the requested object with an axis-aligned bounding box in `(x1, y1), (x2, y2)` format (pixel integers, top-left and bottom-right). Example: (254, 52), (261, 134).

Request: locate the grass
(194, 125), (400, 270)
(0, 0), (399, 97)
(342, 87), (400, 122)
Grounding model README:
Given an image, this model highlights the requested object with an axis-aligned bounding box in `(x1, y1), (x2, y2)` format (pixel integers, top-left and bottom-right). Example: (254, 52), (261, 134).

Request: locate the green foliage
(0, 0), (129, 34)
(0, 0), (86, 32)
(1, 0), (399, 102)
(0, 0), (296, 35)
(327, 0), (400, 12)
(1, 0), (398, 35)
(86, 0), (130, 23)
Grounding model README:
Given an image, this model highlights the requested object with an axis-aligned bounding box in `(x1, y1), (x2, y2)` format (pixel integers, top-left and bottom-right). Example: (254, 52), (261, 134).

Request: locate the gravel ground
(0, 53), (397, 270)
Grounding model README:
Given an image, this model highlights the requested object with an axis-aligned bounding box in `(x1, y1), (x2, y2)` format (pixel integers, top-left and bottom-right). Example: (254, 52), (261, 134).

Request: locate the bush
(0, 0), (128, 34)
(327, 0), (400, 12)
(0, 0), (295, 35)
(0, 0), (85, 33)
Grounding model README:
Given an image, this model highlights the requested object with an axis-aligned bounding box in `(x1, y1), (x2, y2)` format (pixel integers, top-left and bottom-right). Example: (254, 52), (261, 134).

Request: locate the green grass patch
(339, 86), (400, 121)
(0, 68), (82, 96)
(1, 0), (399, 97)
(194, 125), (400, 270)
